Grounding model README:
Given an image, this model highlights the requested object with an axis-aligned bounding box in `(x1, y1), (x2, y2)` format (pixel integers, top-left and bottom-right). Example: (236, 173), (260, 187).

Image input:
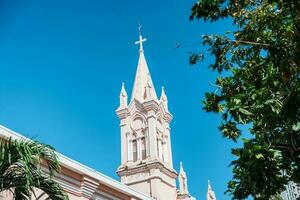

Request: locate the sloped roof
(0, 124), (153, 200)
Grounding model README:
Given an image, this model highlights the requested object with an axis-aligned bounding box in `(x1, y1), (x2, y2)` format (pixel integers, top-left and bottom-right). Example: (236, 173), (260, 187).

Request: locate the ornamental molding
(116, 108), (129, 119)
(177, 193), (191, 200)
(143, 100), (159, 112)
(81, 176), (99, 199)
(128, 98), (145, 113)
(117, 159), (177, 179)
(126, 174), (177, 188)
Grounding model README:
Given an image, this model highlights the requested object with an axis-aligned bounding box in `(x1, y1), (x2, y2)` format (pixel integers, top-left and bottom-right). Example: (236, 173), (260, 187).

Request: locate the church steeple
(131, 29), (158, 103)
(116, 28), (178, 200)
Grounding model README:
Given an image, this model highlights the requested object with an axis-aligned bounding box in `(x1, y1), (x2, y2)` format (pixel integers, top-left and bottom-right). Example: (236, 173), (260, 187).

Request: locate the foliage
(190, 0), (300, 199)
(0, 137), (68, 200)
(271, 194), (284, 200)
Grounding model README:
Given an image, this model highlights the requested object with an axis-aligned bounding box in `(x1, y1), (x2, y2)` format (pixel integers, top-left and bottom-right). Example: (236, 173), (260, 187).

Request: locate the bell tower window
(141, 137), (146, 159)
(132, 140), (137, 162)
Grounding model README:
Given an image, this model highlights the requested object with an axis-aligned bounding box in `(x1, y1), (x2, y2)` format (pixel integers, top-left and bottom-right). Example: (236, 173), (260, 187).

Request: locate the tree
(189, 0), (300, 199)
(0, 138), (69, 200)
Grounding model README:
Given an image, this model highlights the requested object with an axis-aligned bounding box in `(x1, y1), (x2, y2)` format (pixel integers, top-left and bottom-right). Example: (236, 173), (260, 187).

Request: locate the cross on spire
(135, 25), (147, 52)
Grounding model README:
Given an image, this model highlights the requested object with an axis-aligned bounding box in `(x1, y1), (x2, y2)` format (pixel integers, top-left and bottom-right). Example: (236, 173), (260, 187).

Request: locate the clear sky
(0, 0), (238, 199)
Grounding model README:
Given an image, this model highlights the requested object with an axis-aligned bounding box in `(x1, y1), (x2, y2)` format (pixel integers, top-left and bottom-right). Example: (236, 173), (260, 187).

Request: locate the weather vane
(138, 24), (142, 35)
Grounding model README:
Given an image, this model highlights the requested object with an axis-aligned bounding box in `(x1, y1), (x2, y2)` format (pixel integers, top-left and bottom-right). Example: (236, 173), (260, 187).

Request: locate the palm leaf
(0, 137), (69, 200)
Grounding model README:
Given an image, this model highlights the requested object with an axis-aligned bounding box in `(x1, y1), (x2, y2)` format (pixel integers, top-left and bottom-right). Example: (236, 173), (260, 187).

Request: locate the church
(0, 31), (217, 200)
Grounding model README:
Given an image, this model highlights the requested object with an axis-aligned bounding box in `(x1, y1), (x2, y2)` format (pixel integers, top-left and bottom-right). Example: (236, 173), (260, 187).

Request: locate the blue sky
(0, 0), (239, 199)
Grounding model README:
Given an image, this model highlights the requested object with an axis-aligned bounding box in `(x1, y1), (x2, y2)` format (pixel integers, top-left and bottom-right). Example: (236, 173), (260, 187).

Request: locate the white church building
(0, 31), (217, 200)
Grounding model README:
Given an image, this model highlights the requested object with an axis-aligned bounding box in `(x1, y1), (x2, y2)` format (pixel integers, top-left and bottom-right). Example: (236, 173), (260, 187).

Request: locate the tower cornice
(128, 98), (145, 114)
(143, 100), (159, 113)
(116, 108), (129, 119)
(117, 159), (177, 179)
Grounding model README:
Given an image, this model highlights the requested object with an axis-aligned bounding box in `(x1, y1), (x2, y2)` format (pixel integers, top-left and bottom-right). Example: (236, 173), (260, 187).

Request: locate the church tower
(116, 30), (178, 200)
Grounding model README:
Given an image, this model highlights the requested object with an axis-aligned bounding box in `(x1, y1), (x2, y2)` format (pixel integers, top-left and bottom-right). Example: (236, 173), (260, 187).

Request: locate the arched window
(132, 118), (143, 131)
(156, 138), (160, 158)
(156, 138), (163, 160)
(141, 137), (146, 159)
(132, 140), (137, 162)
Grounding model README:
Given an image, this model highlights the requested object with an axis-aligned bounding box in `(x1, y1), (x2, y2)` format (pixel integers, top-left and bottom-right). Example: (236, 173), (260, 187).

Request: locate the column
(145, 133), (149, 158)
(150, 177), (161, 199)
(158, 139), (163, 160)
(166, 124), (173, 167)
(137, 138), (142, 160)
(127, 133), (131, 161)
(163, 141), (169, 163)
(147, 110), (158, 158)
(120, 118), (128, 164)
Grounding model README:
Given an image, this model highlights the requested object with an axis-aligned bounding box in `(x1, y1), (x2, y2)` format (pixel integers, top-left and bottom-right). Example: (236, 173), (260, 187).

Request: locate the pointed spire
(207, 180), (217, 200)
(131, 26), (158, 103)
(160, 86), (168, 110)
(119, 82), (128, 108)
(180, 161), (184, 173)
(178, 161), (189, 195)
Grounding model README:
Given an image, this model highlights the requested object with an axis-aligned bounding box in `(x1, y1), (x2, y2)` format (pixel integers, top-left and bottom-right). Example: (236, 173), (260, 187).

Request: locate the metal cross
(135, 25), (147, 52)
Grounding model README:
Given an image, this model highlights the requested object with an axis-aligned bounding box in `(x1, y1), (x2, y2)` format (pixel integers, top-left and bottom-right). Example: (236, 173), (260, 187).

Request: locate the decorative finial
(119, 82), (128, 108)
(180, 161), (185, 173)
(135, 25), (147, 53)
(207, 180), (216, 200)
(160, 86), (168, 109)
(120, 82), (127, 96)
(161, 86), (166, 99)
(178, 161), (189, 195)
(121, 82), (126, 93)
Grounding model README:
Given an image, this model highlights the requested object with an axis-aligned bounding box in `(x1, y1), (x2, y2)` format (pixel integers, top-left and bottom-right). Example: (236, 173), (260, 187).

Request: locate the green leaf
(292, 122), (300, 131)
(255, 153), (264, 159)
(239, 108), (252, 116)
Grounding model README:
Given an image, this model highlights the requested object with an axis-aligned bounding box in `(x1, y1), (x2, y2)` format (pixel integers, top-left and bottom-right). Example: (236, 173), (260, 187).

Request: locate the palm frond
(0, 137), (69, 200)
